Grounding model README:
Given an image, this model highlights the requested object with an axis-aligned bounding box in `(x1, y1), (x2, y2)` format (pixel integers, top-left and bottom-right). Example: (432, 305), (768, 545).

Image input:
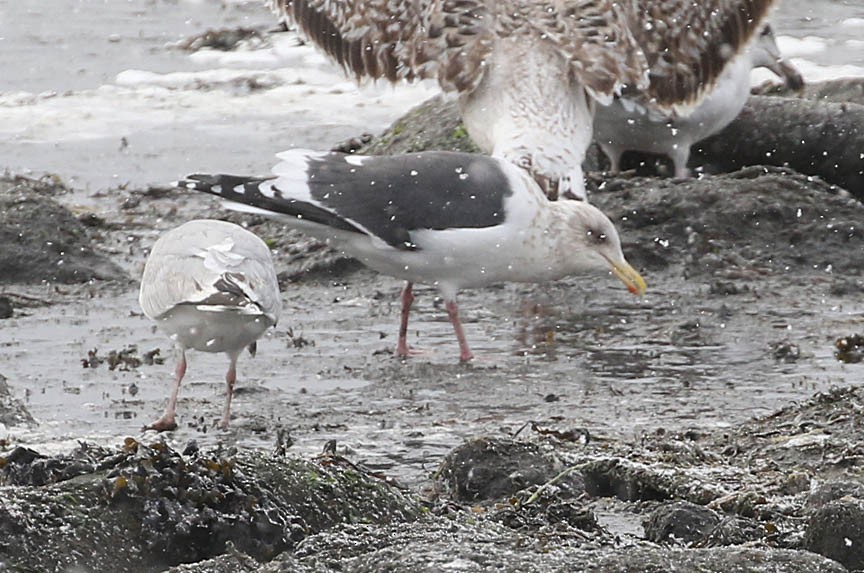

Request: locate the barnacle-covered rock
(0, 439), (421, 572)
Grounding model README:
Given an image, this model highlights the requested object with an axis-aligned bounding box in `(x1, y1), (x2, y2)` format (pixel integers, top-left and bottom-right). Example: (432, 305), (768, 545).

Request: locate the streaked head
(562, 201), (647, 296)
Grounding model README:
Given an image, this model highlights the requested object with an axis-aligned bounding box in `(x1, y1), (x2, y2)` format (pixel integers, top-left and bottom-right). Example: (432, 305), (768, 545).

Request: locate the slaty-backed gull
(177, 150), (646, 362)
(268, 0), (779, 199)
(594, 24), (804, 178)
(139, 219), (281, 431)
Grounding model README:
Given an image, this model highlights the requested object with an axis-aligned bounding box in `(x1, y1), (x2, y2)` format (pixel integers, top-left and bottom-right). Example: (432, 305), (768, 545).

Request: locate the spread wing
(269, 0), (648, 100)
(269, 0), (495, 93)
(622, 0), (778, 114)
(494, 0), (649, 103)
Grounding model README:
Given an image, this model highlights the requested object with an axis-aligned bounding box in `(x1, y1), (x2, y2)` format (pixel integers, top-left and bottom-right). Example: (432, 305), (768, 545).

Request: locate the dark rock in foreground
(0, 176), (127, 284)
(643, 500), (720, 544)
(173, 519), (845, 573)
(0, 439), (421, 572)
(437, 436), (581, 502)
(5, 386), (864, 573)
(805, 498), (864, 571)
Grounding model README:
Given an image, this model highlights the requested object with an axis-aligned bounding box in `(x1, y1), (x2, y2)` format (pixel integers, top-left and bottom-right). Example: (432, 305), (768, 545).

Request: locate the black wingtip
(173, 174), (218, 192)
(174, 174), (275, 200)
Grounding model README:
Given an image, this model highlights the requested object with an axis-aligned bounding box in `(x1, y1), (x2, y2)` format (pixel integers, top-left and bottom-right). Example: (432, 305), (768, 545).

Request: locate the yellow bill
(609, 259), (647, 296)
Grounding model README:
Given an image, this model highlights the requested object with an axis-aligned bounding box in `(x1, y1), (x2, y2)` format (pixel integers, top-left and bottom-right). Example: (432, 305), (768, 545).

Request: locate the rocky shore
(1, 76), (863, 572)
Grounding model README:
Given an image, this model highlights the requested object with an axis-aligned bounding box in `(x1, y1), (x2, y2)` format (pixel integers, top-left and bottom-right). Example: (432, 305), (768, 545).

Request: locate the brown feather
(623, 0), (778, 112)
(270, 0), (776, 110)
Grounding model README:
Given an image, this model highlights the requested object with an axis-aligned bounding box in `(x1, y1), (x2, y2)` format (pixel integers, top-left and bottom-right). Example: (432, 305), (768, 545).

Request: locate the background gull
(268, 0), (780, 199)
(177, 149), (646, 362)
(139, 219), (281, 431)
(593, 24), (805, 178)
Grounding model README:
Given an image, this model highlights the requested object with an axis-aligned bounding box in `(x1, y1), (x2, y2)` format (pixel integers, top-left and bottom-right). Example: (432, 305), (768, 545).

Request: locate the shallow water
(0, 260), (856, 486)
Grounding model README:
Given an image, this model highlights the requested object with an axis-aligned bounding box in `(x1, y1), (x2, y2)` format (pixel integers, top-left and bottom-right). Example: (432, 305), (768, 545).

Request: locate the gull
(139, 219), (281, 431)
(176, 149), (646, 362)
(268, 0), (780, 199)
(593, 24), (805, 178)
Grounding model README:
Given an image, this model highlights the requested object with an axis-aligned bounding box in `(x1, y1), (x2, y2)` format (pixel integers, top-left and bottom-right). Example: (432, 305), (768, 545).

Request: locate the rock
(0, 296), (11, 319)
(0, 374), (36, 428)
(806, 480), (864, 508)
(755, 77), (864, 106)
(0, 440), (421, 572)
(178, 27), (269, 52)
(164, 544), (277, 573)
(0, 176), (127, 284)
(804, 498), (864, 571)
(359, 95), (480, 157)
(700, 516), (767, 547)
(643, 501), (720, 545)
(694, 96), (864, 197)
(270, 519), (843, 572)
(580, 458), (716, 505)
(358, 90), (864, 198)
(718, 387), (864, 475)
(835, 334), (864, 364)
(590, 167), (864, 276)
(436, 437), (581, 502)
(582, 546), (845, 573)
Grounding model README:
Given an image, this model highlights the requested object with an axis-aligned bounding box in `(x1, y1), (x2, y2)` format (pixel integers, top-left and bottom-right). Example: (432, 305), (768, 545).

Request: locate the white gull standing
(268, 0), (780, 199)
(593, 24), (805, 178)
(139, 219), (281, 431)
(177, 150), (646, 362)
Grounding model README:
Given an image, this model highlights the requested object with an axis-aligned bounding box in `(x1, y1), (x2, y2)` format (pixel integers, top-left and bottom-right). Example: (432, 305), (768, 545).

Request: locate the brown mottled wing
(269, 0), (495, 94)
(495, 0), (649, 104)
(622, 0), (778, 112)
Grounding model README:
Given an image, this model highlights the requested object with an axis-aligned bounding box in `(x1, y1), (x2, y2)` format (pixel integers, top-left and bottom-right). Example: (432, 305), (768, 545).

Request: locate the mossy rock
(0, 439), (421, 572)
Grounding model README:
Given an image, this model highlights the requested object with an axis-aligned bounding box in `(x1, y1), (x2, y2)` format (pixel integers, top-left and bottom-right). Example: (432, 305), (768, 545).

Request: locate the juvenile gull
(139, 219), (281, 431)
(594, 24), (805, 178)
(178, 150), (646, 362)
(268, 0), (779, 199)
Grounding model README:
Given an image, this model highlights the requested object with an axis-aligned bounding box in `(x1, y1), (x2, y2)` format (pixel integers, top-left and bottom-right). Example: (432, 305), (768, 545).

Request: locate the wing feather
(272, 0), (776, 111)
(622, 0), (778, 113)
(140, 221), (281, 323)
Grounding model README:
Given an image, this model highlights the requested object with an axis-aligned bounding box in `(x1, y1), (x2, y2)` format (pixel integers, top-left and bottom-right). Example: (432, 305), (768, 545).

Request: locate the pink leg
(445, 300), (474, 362)
(670, 146), (692, 179)
(219, 354), (239, 430)
(396, 282), (415, 358)
(145, 349), (186, 432)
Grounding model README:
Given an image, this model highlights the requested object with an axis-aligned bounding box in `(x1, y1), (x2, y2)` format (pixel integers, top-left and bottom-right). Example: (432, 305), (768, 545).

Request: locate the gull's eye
(586, 229), (608, 245)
